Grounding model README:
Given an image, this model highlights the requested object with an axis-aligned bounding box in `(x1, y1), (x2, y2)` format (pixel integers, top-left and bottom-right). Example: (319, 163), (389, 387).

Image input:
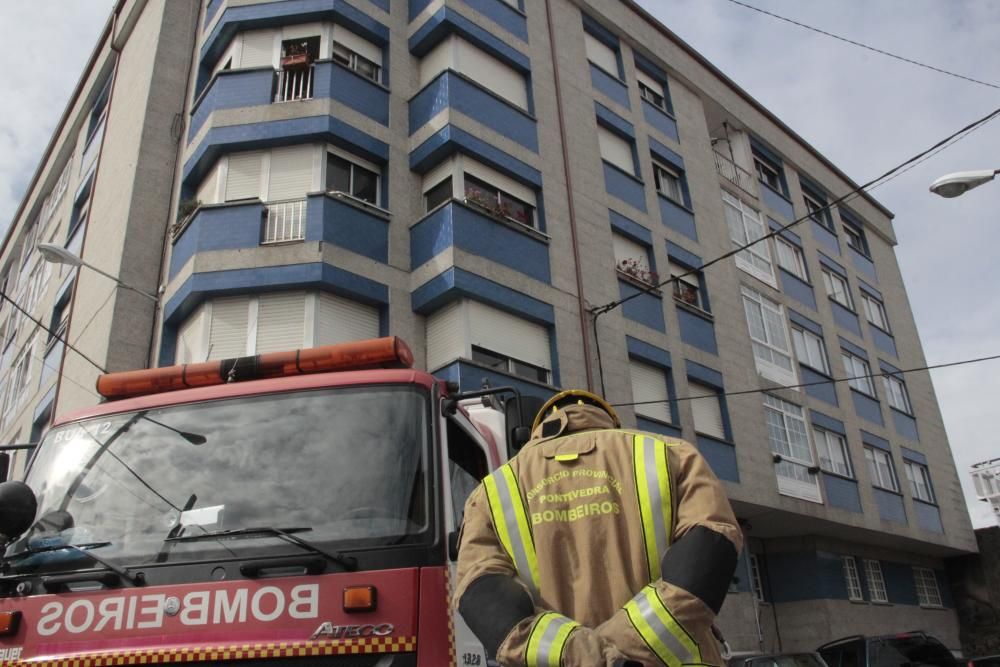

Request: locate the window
(472, 347), (548, 383)
(327, 151), (379, 205)
(652, 161), (683, 204)
(3, 344), (33, 419)
(904, 461), (935, 503)
(612, 234), (656, 285)
(630, 359), (672, 424)
(913, 567), (942, 607)
(742, 287), (796, 385)
(332, 40), (380, 82)
(748, 554), (765, 602)
(841, 350), (874, 395)
(584, 30), (620, 77)
(843, 221), (870, 256)
(670, 262), (703, 310)
(176, 292), (379, 363)
(822, 268), (854, 309)
(802, 184), (834, 231)
(842, 556), (863, 601)
(277, 37), (320, 102)
(753, 151), (783, 194)
(865, 447), (899, 492)
(424, 176), (453, 212)
(864, 559), (888, 603)
(689, 380), (725, 440)
(882, 373), (912, 414)
(86, 75), (112, 147)
(723, 192), (774, 285)
(464, 174), (535, 228)
(861, 292), (889, 331)
(225, 151), (264, 202)
(764, 394), (821, 502)
(813, 427), (852, 477)
(791, 326), (830, 374)
(46, 283), (73, 354)
(775, 237), (808, 281)
(636, 68), (669, 114)
(425, 299), (552, 381)
(598, 125), (636, 176)
(419, 36), (527, 110)
(447, 418), (489, 529)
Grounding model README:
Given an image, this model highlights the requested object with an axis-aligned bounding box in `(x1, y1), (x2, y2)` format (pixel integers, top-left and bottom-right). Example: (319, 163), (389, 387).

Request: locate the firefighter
(455, 389), (742, 667)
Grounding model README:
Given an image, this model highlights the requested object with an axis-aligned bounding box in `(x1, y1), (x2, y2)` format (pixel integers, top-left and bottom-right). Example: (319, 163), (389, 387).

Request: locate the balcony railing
(275, 66), (314, 103)
(262, 199), (307, 244)
(713, 150), (756, 195)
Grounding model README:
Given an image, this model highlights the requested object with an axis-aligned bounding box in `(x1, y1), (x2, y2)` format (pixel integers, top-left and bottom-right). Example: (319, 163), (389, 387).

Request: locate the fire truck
(0, 337), (539, 666)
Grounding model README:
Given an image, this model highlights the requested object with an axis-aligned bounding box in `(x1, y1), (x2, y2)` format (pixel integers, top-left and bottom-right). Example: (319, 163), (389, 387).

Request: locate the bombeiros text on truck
(0, 337), (538, 666)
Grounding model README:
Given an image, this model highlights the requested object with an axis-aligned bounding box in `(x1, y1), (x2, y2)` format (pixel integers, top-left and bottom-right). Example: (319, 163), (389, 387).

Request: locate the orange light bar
(0, 611), (21, 637)
(96, 337), (414, 400)
(343, 585), (377, 613)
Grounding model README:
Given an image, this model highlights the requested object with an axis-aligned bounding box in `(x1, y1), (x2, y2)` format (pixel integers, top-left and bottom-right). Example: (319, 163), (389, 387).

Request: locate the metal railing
(275, 66), (314, 103)
(713, 150), (756, 195)
(262, 199), (307, 244)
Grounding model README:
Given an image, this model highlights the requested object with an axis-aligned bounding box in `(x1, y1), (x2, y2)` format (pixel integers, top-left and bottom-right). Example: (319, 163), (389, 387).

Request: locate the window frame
(791, 326), (830, 375)
(865, 446), (900, 493)
(612, 233), (656, 287)
(775, 236), (808, 281)
(724, 192), (775, 286)
(463, 173), (537, 229)
(864, 559), (888, 603)
(629, 358), (674, 426)
(841, 350), (875, 396)
(763, 394), (822, 503)
(842, 556), (864, 602)
(861, 292), (890, 331)
(471, 346), (549, 384)
(913, 567), (943, 607)
(742, 286), (797, 385)
(843, 221), (870, 257)
(813, 427), (853, 478)
(822, 268), (854, 309)
(331, 40), (381, 83)
(904, 460), (936, 504)
(652, 160), (684, 205)
(325, 148), (381, 206)
(752, 151), (784, 195)
(882, 372), (912, 414)
(803, 188), (834, 232)
(670, 261), (705, 312)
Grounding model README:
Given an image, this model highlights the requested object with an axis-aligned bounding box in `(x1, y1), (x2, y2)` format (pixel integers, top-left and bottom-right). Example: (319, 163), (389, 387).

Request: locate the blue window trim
(409, 5), (531, 73)
(666, 241), (710, 313)
(858, 279), (884, 301)
(684, 360), (732, 442)
(634, 51), (675, 116)
(800, 175), (836, 231)
(900, 446), (927, 465)
(809, 409), (846, 435)
(788, 308), (824, 336)
(768, 216), (803, 245)
(838, 336), (869, 360)
(838, 205), (872, 256)
(749, 135), (790, 198)
(818, 251), (849, 277)
(595, 102), (635, 138)
(861, 429), (891, 452)
(648, 137), (692, 210)
(610, 215), (656, 275)
(581, 13), (624, 79)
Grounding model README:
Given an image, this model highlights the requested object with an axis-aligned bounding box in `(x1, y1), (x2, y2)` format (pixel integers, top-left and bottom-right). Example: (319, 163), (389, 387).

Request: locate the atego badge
(310, 622), (394, 640)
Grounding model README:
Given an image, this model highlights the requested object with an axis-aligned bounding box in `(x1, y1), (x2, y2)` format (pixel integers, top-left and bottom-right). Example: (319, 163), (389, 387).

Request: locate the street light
(928, 169), (1000, 198)
(36, 243), (158, 302)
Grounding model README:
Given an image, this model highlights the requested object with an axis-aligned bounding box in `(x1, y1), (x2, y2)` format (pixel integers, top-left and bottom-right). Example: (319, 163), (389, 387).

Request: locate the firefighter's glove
(459, 573), (535, 660)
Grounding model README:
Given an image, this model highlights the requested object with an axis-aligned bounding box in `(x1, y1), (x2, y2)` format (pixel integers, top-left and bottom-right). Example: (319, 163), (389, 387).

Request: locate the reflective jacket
(455, 404), (742, 667)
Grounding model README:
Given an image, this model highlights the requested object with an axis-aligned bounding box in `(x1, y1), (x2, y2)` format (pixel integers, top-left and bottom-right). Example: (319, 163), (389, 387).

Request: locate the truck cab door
(441, 410), (493, 667)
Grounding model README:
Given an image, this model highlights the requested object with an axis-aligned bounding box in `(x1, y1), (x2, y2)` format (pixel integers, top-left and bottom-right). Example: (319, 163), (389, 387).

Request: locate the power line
(0, 289), (106, 374)
(720, 0), (1000, 91)
(611, 352), (1000, 409)
(590, 104), (1000, 317)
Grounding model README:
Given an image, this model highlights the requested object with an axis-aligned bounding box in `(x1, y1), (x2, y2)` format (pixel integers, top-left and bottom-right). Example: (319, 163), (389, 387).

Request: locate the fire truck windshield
(5, 385), (430, 571)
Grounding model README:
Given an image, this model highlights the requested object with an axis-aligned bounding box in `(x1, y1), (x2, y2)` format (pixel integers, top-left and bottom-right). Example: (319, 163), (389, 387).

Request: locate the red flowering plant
(617, 257), (659, 286)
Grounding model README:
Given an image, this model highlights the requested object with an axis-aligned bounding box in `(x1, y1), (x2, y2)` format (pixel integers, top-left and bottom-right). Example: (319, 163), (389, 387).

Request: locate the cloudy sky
(1, 2), (998, 527)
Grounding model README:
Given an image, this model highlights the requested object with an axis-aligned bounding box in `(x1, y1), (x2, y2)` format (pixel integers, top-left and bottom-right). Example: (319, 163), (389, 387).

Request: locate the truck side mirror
(504, 395), (547, 459)
(510, 427), (531, 453)
(0, 481), (38, 544)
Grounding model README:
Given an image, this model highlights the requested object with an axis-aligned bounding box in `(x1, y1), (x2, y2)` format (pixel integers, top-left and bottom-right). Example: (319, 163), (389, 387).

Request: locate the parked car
(967, 657), (1000, 667)
(818, 632), (957, 667)
(728, 653), (829, 667)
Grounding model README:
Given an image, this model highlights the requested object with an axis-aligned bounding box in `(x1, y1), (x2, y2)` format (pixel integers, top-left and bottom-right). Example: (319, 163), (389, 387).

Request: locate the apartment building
(0, 0), (976, 652)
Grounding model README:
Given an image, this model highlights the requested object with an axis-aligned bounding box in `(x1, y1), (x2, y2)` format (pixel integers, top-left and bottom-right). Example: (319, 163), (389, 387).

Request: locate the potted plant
(618, 257), (659, 286)
(281, 42), (311, 69)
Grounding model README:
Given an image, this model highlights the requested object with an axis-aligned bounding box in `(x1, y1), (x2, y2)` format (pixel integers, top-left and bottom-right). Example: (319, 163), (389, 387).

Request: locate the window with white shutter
(316, 292), (379, 345)
(267, 145), (313, 201)
(255, 292), (307, 353)
(454, 38), (527, 109)
(225, 152), (263, 201)
(177, 304), (208, 363)
(598, 126), (635, 175)
(468, 301), (550, 373)
(240, 30), (276, 68)
(612, 233), (653, 283)
(689, 380), (725, 439)
(425, 301), (464, 372)
(208, 296), (250, 359)
(630, 359), (671, 424)
(584, 31), (619, 76)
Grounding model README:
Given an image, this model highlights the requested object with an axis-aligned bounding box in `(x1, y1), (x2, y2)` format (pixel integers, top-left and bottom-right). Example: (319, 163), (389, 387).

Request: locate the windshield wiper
(166, 527), (357, 571)
(2, 542), (144, 586)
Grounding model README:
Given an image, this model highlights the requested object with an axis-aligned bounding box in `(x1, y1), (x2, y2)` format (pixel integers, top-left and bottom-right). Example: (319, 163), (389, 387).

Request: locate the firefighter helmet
(531, 389), (621, 431)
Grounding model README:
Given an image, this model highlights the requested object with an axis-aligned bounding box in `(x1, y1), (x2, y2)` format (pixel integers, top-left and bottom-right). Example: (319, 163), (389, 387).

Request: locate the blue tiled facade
(760, 184), (794, 221)
(677, 308), (717, 354)
(620, 280), (665, 331)
(190, 69), (276, 140)
(590, 64), (630, 109)
(311, 194), (389, 262)
(874, 488), (907, 524)
(824, 474), (862, 513)
(658, 195), (696, 241)
(779, 270), (817, 310)
(914, 500), (944, 533)
(850, 247), (878, 281)
(831, 300), (862, 337)
(604, 163), (646, 212)
(811, 220), (841, 255)
(460, 0), (528, 42)
(642, 101), (679, 143)
(314, 61), (390, 125)
(871, 325), (898, 357)
(851, 390), (884, 426)
(801, 365), (838, 406)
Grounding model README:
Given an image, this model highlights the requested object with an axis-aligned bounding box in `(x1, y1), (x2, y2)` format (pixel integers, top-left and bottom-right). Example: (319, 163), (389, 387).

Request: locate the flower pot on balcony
(281, 53), (310, 69)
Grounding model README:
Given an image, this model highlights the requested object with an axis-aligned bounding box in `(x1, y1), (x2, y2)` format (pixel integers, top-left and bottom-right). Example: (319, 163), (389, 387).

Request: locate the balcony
(262, 199), (307, 244)
(275, 66), (314, 103)
(713, 150), (756, 196)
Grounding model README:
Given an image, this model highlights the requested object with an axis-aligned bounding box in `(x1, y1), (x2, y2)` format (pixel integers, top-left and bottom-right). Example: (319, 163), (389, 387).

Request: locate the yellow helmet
(531, 389), (621, 431)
